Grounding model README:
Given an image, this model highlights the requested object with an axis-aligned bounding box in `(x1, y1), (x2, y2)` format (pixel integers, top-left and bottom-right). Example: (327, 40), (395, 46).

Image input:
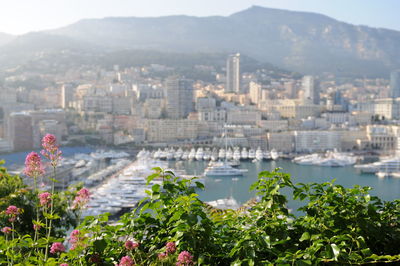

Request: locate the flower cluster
(1, 227), (11, 234)
(119, 256), (133, 266)
(72, 188), (90, 209)
(166, 241), (177, 254)
(39, 192), (52, 207)
(69, 229), (87, 250)
(177, 251), (194, 266)
(125, 240), (139, 250)
(41, 134), (62, 167)
(24, 151), (45, 178)
(5, 205), (22, 222)
(50, 242), (66, 254)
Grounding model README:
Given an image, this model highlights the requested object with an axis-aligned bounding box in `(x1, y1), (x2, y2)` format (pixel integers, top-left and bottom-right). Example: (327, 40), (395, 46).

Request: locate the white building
(294, 131), (341, 152)
(226, 53), (241, 93)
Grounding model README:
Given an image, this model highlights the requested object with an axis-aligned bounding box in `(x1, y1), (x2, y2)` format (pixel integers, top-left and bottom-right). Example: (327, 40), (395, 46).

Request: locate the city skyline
(1, 0), (400, 34)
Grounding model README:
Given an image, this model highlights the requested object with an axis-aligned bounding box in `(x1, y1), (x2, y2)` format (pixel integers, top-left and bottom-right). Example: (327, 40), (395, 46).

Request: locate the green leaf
(299, 232), (310, 242)
(331, 243), (340, 261)
(93, 239), (107, 253)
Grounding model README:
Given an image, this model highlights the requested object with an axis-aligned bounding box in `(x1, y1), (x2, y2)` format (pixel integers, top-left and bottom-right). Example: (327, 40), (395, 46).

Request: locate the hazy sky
(1, 0), (399, 34)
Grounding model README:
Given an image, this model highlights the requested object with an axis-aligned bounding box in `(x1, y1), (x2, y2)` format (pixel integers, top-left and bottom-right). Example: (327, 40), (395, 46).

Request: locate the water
(171, 160), (400, 211)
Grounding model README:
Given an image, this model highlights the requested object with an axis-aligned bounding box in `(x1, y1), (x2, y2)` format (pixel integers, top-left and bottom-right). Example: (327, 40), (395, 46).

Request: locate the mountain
(2, 6), (400, 77)
(0, 32), (14, 46)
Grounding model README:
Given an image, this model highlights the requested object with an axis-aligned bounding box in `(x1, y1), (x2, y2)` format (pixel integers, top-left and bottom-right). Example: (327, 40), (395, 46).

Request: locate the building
(227, 109), (261, 125)
(7, 113), (33, 151)
(302, 76), (320, 105)
(165, 77), (193, 119)
(390, 70), (400, 98)
(249, 82), (262, 105)
(267, 132), (294, 152)
(366, 125), (397, 151)
(61, 84), (74, 109)
(226, 53), (241, 93)
(294, 131), (341, 152)
(144, 119), (199, 143)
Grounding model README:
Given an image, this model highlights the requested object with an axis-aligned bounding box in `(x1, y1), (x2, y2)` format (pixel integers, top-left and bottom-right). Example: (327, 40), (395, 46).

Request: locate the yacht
(226, 148), (233, 160)
(218, 149), (226, 160)
(270, 149), (279, 160)
(166, 148), (174, 160)
(153, 149), (161, 159)
(294, 151), (356, 167)
(233, 148), (241, 161)
(174, 148), (183, 160)
(195, 148), (204, 161)
(181, 150), (189, 161)
(255, 147), (263, 161)
(241, 148), (248, 160)
(211, 148), (219, 161)
(203, 148), (211, 161)
(204, 161), (247, 177)
(355, 156), (400, 174)
(188, 148), (196, 160)
(206, 197), (240, 210)
(248, 149), (256, 160)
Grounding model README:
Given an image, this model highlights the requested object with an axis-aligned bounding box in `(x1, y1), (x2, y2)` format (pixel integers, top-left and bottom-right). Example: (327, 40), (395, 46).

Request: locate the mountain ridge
(1, 6), (400, 77)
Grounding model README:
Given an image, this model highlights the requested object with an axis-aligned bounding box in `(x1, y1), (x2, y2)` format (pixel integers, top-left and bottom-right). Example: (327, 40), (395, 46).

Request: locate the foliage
(0, 163), (399, 265)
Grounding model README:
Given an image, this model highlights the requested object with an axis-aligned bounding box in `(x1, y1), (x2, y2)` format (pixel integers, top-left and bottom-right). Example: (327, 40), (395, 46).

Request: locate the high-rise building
(61, 84), (74, 109)
(390, 70), (400, 98)
(226, 53), (241, 93)
(302, 76), (320, 105)
(7, 113), (33, 151)
(165, 77), (193, 119)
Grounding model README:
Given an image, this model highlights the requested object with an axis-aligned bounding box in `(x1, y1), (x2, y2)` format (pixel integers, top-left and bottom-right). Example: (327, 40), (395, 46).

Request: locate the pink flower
(5, 205), (21, 222)
(158, 252), (167, 260)
(1, 227), (11, 234)
(177, 251), (194, 266)
(69, 230), (80, 243)
(119, 256), (133, 266)
(33, 224), (41, 231)
(5, 205), (19, 216)
(50, 242), (66, 254)
(125, 240), (139, 250)
(60, 264), (69, 266)
(166, 241), (177, 254)
(41, 134), (62, 167)
(24, 152), (45, 178)
(39, 192), (52, 207)
(72, 188), (90, 209)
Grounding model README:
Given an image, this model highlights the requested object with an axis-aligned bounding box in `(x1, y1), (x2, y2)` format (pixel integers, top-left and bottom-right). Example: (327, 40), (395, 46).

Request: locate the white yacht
(166, 148), (174, 160)
(241, 148), (248, 160)
(211, 148), (219, 161)
(181, 150), (189, 160)
(188, 148), (196, 160)
(255, 147), (263, 161)
(204, 161), (247, 177)
(355, 156), (400, 174)
(174, 148), (183, 160)
(248, 149), (256, 160)
(206, 197), (240, 210)
(203, 148), (211, 161)
(233, 148), (241, 161)
(218, 149), (226, 160)
(195, 148), (204, 161)
(226, 148), (233, 160)
(270, 149), (279, 160)
(294, 151), (356, 167)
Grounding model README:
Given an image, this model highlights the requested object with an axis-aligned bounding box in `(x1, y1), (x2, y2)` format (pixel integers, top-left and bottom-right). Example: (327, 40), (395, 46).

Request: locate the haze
(1, 0), (400, 34)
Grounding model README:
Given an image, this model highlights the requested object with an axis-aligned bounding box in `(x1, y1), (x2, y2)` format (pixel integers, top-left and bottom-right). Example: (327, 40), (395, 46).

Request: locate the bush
(0, 147), (399, 265)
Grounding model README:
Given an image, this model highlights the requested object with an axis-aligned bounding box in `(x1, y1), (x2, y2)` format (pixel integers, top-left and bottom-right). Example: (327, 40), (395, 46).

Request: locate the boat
(270, 149), (279, 160)
(203, 148), (211, 161)
(248, 149), (256, 160)
(204, 161), (247, 177)
(294, 151), (356, 167)
(206, 197), (240, 210)
(174, 148), (183, 160)
(181, 150), (189, 160)
(241, 148), (248, 160)
(166, 148), (174, 160)
(355, 156), (400, 173)
(255, 147), (263, 161)
(233, 147), (241, 161)
(218, 149), (226, 160)
(195, 148), (204, 161)
(188, 148), (196, 160)
(226, 148), (233, 160)
(211, 148), (219, 161)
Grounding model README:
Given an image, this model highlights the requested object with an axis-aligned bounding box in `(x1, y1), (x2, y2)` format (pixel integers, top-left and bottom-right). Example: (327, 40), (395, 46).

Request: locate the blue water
(171, 160), (400, 211)
(0, 147), (95, 167)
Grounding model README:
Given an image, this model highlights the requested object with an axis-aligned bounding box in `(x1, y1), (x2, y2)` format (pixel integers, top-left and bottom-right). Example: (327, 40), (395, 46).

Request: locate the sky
(1, 0), (399, 35)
